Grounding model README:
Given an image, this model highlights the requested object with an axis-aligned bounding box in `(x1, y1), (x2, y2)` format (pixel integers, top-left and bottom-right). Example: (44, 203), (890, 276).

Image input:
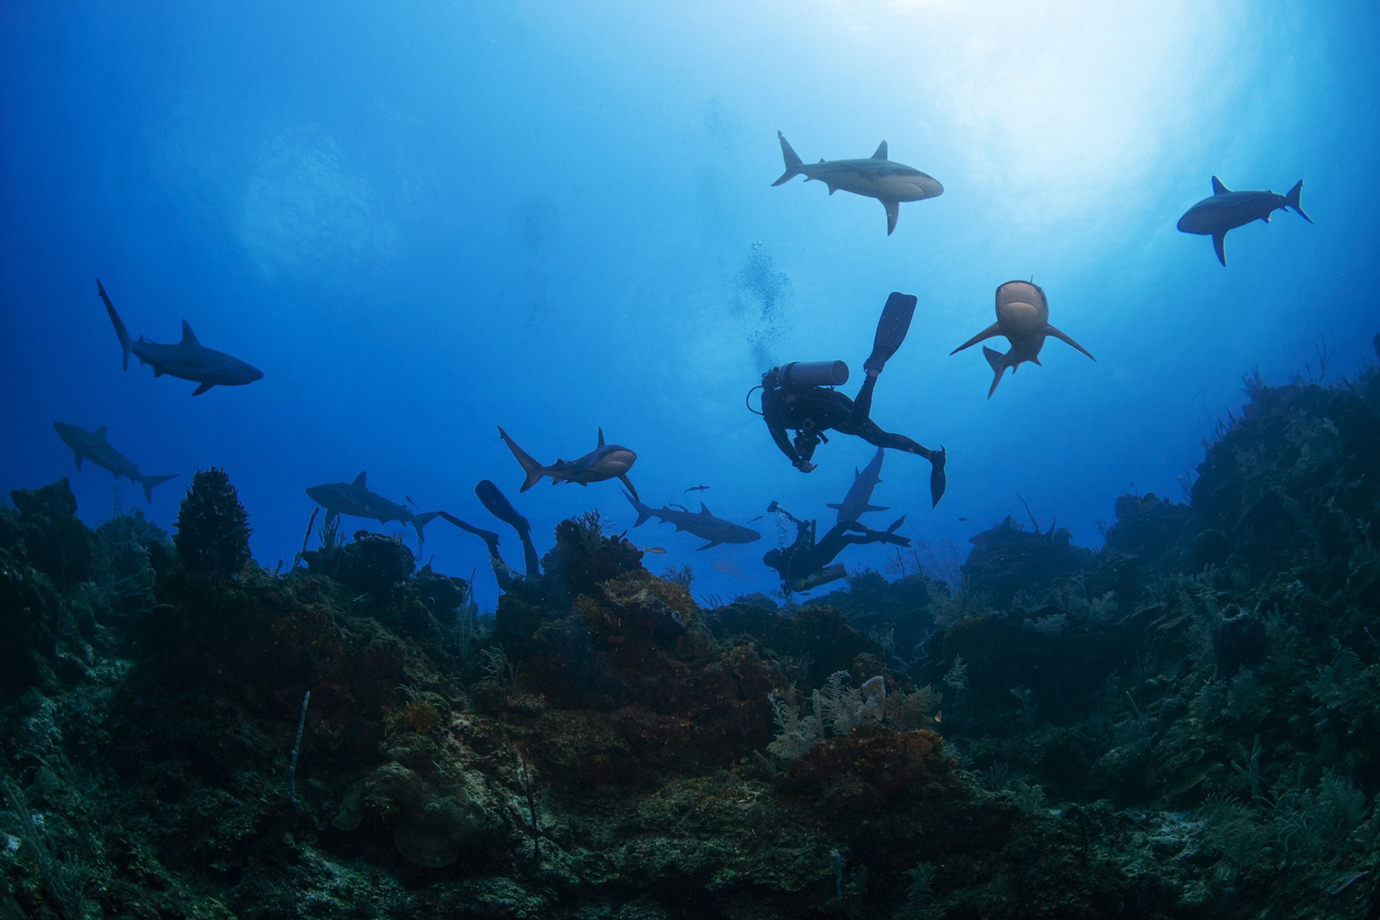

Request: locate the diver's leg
(852, 420), (947, 507)
(814, 521), (866, 566)
(849, 374), (879, 423)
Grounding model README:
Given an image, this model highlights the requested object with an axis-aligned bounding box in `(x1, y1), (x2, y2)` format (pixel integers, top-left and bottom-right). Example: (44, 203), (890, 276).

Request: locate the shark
(951, 280), (1095, 398)
(1177, 176), (1311, 266)
(826, 447), (889, 525)
(52, 421), (178, 503)
(98, 279), (263, 395)
(771, 132), (943, 235)
(305, 472), (440, 538)
(622, 490), (761, 550)
(497, 426), (639, 499)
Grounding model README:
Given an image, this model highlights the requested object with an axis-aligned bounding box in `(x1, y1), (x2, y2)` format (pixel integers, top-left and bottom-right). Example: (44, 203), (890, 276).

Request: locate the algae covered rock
(333, 761), (490, 868)
(304, 530), (415, 597)
(173, 468), (251, 575)
(3, 479), (99, 590)
(962, 515), (1095, 606)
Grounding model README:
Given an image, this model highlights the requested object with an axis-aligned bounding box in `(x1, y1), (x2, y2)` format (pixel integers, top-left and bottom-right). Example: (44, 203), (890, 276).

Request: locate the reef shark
(623, 491), (761, 550)
(498, 426), (639, 499)
(305, 472), (441, 538)
(98, 279), (263, 395)
(951, 281), (1095, 398)
(52, 422), (178, 503)
(826, 447), (889, 525)
(771, 132), (943, 235)
(1177, 176), (1311, 266)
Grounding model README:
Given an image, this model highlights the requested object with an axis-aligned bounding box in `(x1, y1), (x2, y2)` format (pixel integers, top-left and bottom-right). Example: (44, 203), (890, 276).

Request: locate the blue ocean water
(2, 2), (1376, 612)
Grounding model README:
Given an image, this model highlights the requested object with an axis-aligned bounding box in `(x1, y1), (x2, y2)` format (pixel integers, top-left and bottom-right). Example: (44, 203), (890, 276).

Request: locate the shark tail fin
(97, 279), (132, 371)
(139, 473), (178, 504)
(413, 511), (442, 537)
(772, 131), (804, 186)
(497, 426), (547, 491)
(622, 488), (652, 527)
(1285, 180), (1312, 223)
(983, 346), (1009, 399)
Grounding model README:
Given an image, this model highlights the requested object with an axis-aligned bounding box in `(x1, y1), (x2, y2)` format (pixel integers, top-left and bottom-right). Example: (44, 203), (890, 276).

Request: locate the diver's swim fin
(864, 292), (918, 375)
(929, 447), (947, 508)
(475, 480), (541, 577)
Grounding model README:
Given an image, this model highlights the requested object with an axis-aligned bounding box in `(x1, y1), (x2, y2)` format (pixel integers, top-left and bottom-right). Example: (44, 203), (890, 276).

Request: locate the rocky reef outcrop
(3, 356), (1380, 919)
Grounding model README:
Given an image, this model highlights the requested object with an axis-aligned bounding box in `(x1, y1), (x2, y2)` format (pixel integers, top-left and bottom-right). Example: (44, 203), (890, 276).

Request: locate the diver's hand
(929, 446), (947, 507)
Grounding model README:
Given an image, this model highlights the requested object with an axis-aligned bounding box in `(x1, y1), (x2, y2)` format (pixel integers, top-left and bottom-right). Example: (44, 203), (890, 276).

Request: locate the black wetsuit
(762, 369), (939, 471)
(763, 506), (909, 590)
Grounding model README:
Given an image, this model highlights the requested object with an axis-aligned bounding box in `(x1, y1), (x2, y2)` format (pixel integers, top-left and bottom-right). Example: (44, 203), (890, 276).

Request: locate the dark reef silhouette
(2, 351), (1379, 918)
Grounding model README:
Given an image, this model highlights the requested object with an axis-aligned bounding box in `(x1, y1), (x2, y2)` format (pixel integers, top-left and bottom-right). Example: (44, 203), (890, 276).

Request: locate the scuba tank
(777, 360), (848, 388)
(793, 563), (848, 592)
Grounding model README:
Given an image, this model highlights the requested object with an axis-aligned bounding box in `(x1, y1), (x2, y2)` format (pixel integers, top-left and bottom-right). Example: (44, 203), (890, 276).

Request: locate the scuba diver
(762, 500), (910, 593)
(754, 292), (947, 507)
(442, 479), (543, 592)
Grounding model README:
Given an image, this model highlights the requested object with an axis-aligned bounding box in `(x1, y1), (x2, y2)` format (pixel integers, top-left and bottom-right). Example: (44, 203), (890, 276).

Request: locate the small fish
(642, 545), (667, 554)
(405, 495), (418, 508)
(933, 711), (943, 724)
(685, 484), (710, 492)
(957, 517), (969, 522)
(747, 515), (764, 523)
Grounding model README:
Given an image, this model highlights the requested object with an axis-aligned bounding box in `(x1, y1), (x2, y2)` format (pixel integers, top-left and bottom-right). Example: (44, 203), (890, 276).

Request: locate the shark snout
(599, 448), (636, 473)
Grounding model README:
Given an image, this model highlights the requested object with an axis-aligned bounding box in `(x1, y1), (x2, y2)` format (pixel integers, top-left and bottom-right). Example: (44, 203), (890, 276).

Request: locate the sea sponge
(173, 468), (252, 575)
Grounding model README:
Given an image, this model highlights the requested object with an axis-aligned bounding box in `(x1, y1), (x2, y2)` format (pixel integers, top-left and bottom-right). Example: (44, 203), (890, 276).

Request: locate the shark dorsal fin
(597, 427), (605, 447)
(352, 471), (367, 488)
(95, 425), (108, 440)
(872, 141), (888, 160)
(180, 320), (200, 345)
(700, 503), (712, 515)
(1211, 176), (1230, 195)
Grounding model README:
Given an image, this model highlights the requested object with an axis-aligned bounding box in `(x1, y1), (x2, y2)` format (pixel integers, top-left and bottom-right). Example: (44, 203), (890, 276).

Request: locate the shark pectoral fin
(825, 503), (843, 510)
(192, 382), (214, 396)
(618, 473), (639, 502)
(863, 504), (890, 513)
(1046, 325), (1095, 361)
(697, 540), (724, 551)
(1213, 231), (1227, 266)
(951, 323), (1002, 355)
(983, 346), (1008, 399)
(871, 140), (888, 160)
(1211, 176), (1230, 195)
(882, 199), (900, 235)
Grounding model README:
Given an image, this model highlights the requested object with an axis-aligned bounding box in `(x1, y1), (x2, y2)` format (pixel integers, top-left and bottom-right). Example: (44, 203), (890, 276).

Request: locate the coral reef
(3, 357), (1380, 919)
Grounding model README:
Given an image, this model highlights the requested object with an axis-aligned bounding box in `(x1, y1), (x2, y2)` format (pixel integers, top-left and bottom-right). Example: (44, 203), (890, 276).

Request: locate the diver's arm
(762, 386), (810, 469)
